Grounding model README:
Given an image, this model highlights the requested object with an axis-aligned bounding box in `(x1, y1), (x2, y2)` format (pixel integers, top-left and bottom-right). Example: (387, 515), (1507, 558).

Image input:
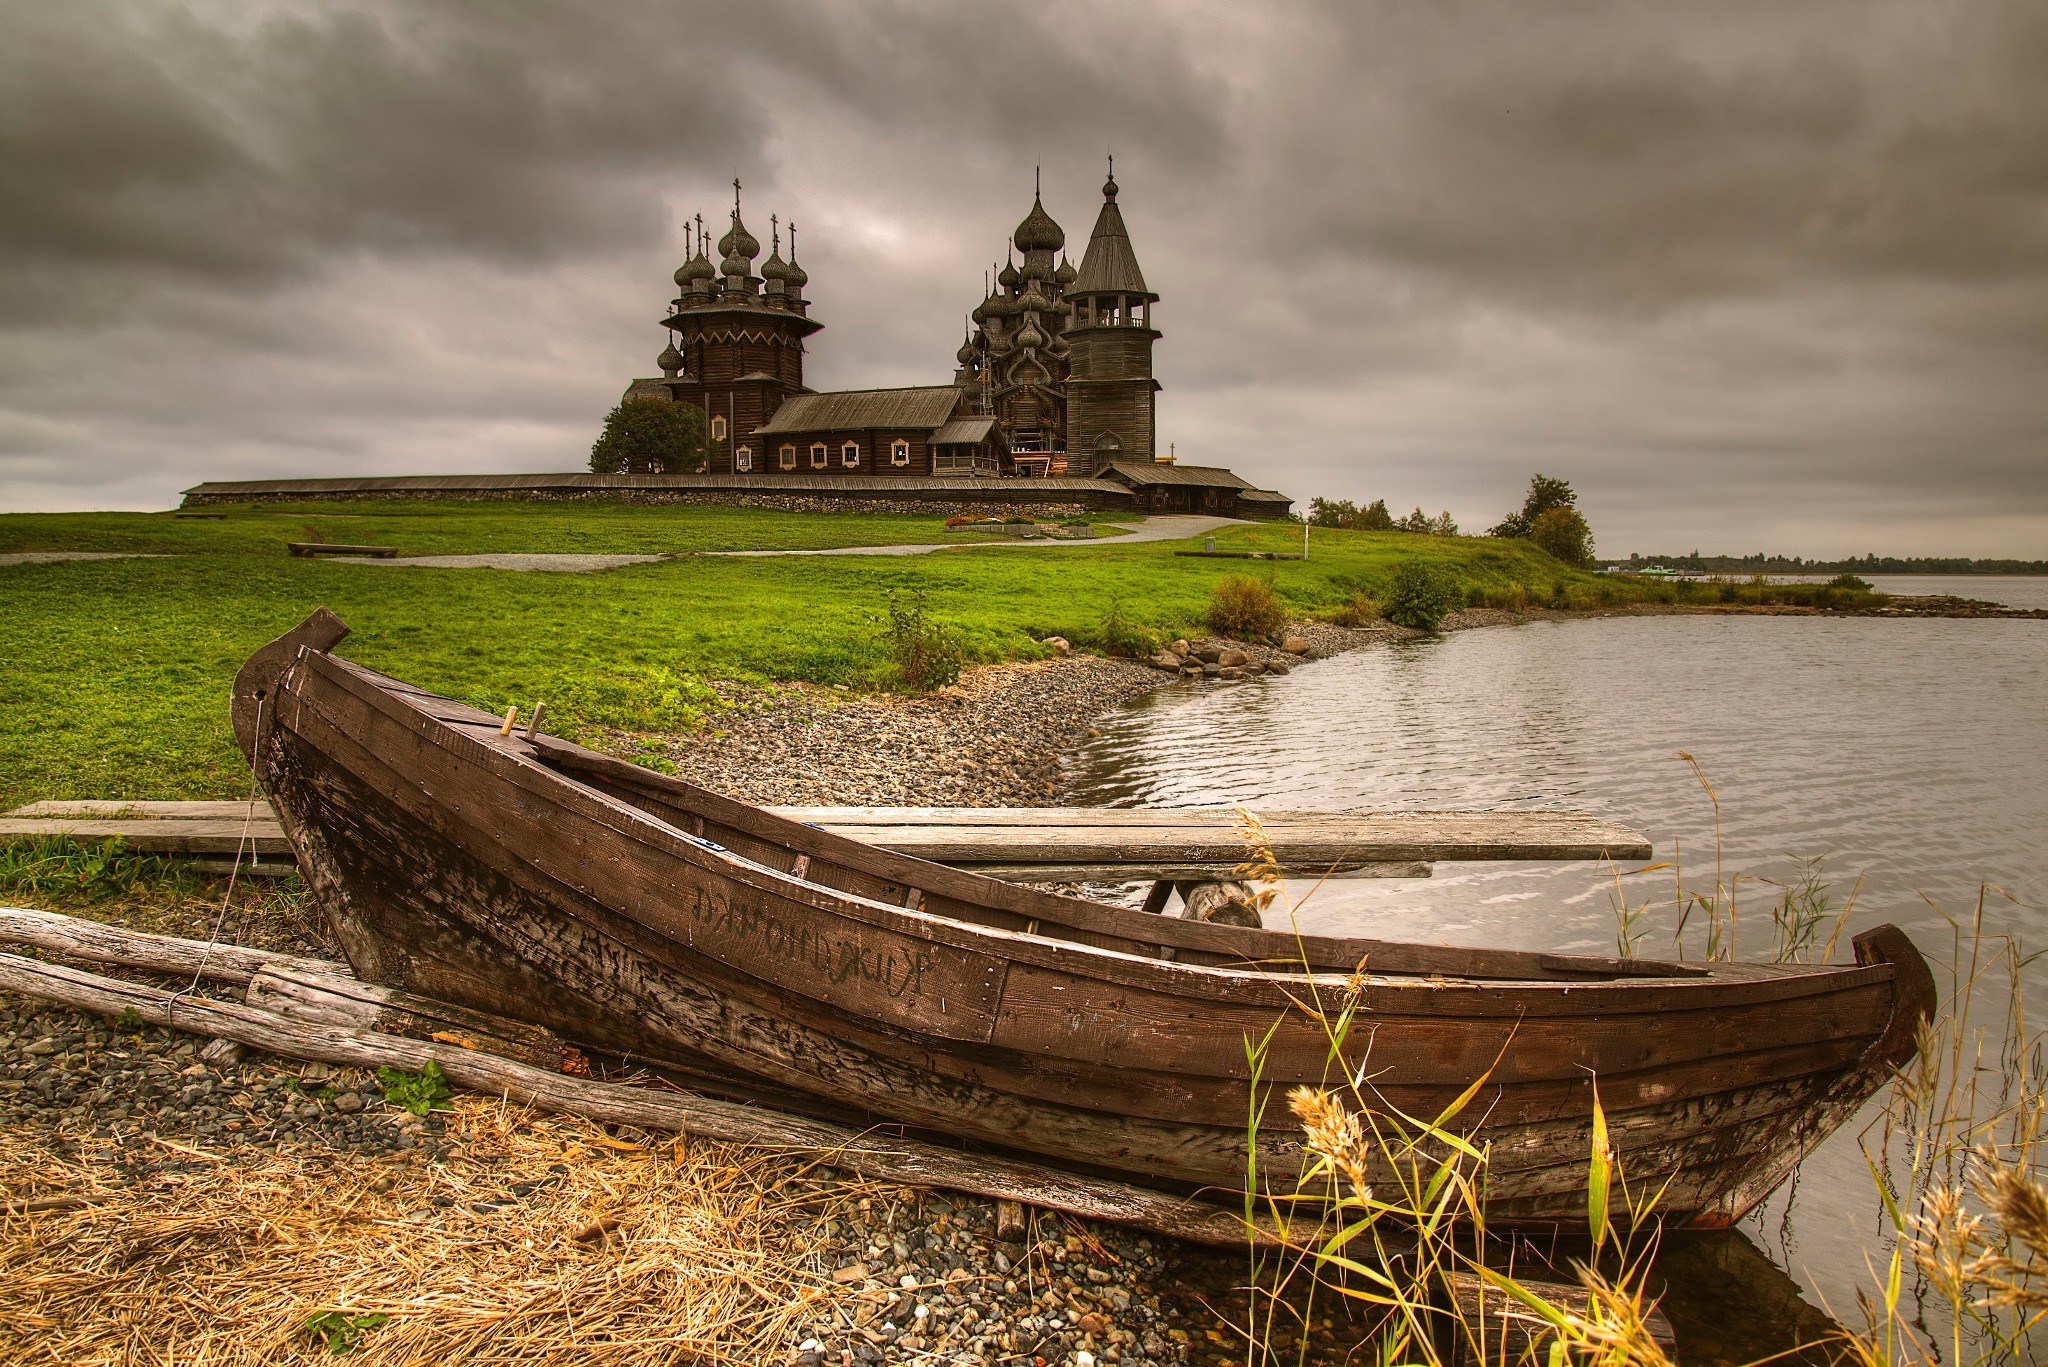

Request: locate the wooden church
(622, 168), (1290, 517)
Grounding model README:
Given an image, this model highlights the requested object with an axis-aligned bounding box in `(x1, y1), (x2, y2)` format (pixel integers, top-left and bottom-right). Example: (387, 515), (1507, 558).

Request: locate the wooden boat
(234, 611), (1935, 1226)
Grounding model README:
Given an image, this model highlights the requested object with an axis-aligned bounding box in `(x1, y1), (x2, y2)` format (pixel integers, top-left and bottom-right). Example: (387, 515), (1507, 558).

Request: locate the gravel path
(702, 514), (1247, 558)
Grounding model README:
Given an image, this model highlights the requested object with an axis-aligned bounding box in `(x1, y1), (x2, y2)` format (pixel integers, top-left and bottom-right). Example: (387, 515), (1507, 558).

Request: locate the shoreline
(658, 593), (2044, 813)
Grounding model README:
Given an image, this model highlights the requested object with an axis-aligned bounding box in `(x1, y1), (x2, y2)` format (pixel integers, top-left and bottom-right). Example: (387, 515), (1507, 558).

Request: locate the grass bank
(0, 500), (1748, 807)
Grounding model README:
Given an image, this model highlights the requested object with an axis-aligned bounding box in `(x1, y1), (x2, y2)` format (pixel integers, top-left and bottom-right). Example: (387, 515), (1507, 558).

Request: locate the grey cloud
(1, 0), (2044, 557)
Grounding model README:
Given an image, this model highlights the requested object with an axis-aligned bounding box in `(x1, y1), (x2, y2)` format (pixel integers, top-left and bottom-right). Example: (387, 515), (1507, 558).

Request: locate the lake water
(1062, 583), (2048, 1336)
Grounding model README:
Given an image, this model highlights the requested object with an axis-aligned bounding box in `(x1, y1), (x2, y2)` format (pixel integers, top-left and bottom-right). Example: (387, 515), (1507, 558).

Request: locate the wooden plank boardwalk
(4, 799), (1650, 880)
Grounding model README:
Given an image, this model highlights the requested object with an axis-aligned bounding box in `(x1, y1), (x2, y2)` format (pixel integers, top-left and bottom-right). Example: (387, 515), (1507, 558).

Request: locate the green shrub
(1328, 591), (1381, 627)
(1205, 575), (1289, 641)
(589, 396), (706, 474)
(376, 1059), (453, 1116)
(1382, 561), (1459, 630)
(1093, 597), (1157, 658)
(875, 589), (964, 692)
(1829, 573), (1873, 591)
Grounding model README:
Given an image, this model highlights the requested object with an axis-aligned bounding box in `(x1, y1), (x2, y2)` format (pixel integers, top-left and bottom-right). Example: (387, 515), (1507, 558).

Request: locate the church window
(810, 442), (828, 468)
(735, 446), (752, 472)
(841, 441), (859, 468)
(890, 439), (910, 467)
(779, 444), (796, 470)
(711, 415), (727, 441)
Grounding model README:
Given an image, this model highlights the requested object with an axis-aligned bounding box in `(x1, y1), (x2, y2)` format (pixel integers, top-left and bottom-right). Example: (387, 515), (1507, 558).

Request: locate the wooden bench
(286, 542), (398, 558)
(5, 800), (1650, 889)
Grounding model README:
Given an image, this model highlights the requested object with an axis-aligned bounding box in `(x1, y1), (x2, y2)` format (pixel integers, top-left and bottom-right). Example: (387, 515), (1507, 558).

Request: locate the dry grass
(0, 1094), (856, 1365)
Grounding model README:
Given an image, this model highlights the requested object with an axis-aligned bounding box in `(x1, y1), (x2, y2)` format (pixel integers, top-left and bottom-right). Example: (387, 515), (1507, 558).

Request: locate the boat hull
(236, 614), (1935, 1226)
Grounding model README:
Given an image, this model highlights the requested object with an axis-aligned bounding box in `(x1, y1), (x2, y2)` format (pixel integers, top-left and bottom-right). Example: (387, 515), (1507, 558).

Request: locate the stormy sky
(2, 1), (2044, 557)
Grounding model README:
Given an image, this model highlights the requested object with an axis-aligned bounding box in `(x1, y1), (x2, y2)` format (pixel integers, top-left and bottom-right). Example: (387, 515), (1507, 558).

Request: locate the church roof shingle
(754, 386), (962, 435)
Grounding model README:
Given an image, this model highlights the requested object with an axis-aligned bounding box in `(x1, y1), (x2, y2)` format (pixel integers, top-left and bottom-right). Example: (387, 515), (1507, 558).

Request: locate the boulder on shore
(1281, 636), (1311, 655)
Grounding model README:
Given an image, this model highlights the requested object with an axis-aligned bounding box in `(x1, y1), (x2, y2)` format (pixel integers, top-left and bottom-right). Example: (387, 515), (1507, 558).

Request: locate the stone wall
(183, 487), (1112, 518)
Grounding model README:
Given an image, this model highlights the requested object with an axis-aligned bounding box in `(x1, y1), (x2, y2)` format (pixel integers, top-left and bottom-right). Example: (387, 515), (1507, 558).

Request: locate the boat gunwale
(290, 648), (1907, 1020)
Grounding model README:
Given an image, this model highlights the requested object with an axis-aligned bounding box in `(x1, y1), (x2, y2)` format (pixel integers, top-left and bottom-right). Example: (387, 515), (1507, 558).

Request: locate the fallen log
(246, 963), (584, 1074)
(0, 904), (349, 984)
(0, 947), (1271, 1247)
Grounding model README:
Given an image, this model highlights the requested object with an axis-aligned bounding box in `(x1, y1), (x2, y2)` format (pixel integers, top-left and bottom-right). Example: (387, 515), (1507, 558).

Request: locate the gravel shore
(655, 618), (1404, 808)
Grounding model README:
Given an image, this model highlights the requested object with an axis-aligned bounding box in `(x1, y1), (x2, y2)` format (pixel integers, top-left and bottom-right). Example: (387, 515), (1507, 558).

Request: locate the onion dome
(717, 214), (759, 263)
(984, 291), (1022, 318)
(956, 337), (978, 366)
(1046, 331), (1069, 356)
(760, 249), (789, 284)
(1015, 320), (1046, 350)
(997, 260), (1021, 290)
(1103, 169), (1119, 200)
(677, 252), (715, 288)
(657, 340), (684, 374)
(1013, 194), (1065, 253)
(1018, 283), (1053, 315)
(1054, 255), (1078, 287)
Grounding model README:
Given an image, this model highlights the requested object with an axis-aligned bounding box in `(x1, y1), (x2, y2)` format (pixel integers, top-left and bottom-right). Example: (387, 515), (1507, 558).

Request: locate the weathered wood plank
(6, 798), (1650, 866)
(7, 800), (274, 821)
(961, 860), (1433, 882)
(286, 542), (397, 558)
(0, 904), (349, 983)
(0, 817), (292, 856)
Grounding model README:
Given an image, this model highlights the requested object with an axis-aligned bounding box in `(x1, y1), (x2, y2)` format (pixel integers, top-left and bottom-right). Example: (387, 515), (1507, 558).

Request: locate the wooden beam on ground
(0, 904), (348, 984)
(286, 542), (397, 558)
(5, 799), (1650, 872)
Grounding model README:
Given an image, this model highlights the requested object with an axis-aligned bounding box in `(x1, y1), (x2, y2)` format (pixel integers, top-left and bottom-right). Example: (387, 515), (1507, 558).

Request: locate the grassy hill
(0, 501), (1599, 806)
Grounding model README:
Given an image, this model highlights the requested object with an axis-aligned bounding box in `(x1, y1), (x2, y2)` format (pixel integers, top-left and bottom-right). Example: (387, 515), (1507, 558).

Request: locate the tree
(1528, 506), (1595, 567)
(1309, 497), (1399, 531)
(590, 396), (707, 474)
(1308, 497), (1358, 528)
(1489, 474), (1577, 539)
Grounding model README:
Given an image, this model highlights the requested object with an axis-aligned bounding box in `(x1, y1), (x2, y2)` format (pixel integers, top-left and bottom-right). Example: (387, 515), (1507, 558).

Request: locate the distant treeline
(1605, 553), (2048, 575)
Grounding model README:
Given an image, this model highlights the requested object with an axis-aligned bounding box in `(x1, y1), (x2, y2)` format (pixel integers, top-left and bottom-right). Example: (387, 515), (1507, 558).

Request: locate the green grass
(0, 501), (1605, 807)
(0, 500), (1125, 557)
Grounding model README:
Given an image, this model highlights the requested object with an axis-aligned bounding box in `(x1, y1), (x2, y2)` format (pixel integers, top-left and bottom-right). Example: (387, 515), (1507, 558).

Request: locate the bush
(1382, 561), (1459, 631)
(1091, 598), (1157, 658)
(589, 396), (706, 474)
(876, 590), (964, 693)
(1829, 573), (1873, 591)
(1528, 506), (1595, 568)
(1329, 591), (1381, 627)
(1205, 575), (1290, 641)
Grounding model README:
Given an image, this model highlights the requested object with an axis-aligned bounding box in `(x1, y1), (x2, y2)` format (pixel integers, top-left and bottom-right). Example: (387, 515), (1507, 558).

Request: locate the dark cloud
(1, 0), (2044, 556)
